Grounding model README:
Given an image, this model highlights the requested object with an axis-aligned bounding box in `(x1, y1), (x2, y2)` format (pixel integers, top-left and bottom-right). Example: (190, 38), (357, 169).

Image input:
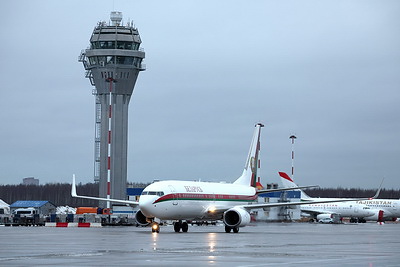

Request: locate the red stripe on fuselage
(153, 193), (257, 204)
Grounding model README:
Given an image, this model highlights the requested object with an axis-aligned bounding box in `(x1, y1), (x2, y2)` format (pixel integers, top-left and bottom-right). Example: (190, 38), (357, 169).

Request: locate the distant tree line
(0, 183), (398, 207)
(304, 188), (400, 199)
(0, 183), (98, 207)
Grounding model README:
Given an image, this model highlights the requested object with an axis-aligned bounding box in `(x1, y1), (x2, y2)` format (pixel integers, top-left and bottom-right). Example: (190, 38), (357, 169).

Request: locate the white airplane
(72, 123), (380, 233)
(279, 172), (382, 222)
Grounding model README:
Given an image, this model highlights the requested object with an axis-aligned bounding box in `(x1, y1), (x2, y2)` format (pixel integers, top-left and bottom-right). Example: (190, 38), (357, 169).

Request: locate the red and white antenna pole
(289, 135), (297, 180)
(106, 77), (115, 209)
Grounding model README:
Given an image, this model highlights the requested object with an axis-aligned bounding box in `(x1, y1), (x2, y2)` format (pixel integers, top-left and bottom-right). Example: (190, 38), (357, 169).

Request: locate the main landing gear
(225, 225), (239, 233)
(174, 220), (189, 232)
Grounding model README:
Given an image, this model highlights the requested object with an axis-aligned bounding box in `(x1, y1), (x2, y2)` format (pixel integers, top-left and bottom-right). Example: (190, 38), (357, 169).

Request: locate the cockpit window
(142, 191), (164, 196)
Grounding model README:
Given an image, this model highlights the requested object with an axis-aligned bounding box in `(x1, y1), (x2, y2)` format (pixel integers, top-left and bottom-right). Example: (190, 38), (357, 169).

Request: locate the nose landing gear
(151, 222), (160, 233)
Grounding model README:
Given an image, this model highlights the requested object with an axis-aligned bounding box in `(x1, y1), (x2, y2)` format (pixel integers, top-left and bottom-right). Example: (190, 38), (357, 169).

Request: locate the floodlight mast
(79, 11), (145, 207)
(289, 135), (297, 180)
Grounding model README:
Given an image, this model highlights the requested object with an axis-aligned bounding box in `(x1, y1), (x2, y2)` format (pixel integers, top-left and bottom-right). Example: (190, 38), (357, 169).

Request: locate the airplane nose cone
(139, 196), (157, 217)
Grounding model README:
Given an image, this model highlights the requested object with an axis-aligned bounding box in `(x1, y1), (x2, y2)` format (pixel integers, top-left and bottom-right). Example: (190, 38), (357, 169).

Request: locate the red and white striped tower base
(105, 77), (115, 209)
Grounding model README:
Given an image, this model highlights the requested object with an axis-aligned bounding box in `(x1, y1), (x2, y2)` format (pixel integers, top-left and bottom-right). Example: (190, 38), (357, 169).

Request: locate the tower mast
(79, 11), (145, 207)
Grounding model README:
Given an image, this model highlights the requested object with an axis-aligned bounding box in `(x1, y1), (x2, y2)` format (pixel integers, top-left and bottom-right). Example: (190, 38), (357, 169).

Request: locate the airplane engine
(223, 207), (251, 228)
(135, 210), (150, 226)
(363, 210), (381, 222)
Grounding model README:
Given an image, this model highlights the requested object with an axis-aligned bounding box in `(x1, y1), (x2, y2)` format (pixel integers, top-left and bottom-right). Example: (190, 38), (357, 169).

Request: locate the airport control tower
(79, 11), (145, 207)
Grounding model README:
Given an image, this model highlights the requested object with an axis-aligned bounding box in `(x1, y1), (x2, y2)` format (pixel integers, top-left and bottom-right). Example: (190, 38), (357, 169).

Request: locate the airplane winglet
(369, 178), (384, 200)
(71, 174), (139, 205)
(71, 174), (78, 197)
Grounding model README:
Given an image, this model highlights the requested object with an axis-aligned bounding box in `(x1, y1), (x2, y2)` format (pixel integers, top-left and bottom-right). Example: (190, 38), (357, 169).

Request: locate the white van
(14, 207), (37, 217)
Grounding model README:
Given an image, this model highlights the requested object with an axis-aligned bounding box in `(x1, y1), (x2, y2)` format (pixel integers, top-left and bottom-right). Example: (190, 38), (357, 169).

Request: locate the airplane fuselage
(139, 180), (257, 220)
(300, 199), (374, 218)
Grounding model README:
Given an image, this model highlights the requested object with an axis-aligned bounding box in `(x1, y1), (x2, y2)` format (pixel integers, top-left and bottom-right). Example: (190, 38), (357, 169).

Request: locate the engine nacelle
(223, 207), (251, 228)
(135, 210), (150, 226)
(367, 210), (386, 222)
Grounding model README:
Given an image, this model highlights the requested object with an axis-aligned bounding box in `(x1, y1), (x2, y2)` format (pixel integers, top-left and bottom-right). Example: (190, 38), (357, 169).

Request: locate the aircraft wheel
(182, 222), (189, 232)
(233, 227), (239, 233)
(174, 221), (182, 232)
(225, 225), (232, 233)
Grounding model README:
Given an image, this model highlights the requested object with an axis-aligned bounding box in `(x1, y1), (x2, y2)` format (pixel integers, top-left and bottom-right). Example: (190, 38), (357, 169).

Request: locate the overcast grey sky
(1, 0), (399, 189)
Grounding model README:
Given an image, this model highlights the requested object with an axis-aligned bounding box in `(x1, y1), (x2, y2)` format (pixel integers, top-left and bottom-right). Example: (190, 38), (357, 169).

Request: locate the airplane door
(168, 185), (178, 205)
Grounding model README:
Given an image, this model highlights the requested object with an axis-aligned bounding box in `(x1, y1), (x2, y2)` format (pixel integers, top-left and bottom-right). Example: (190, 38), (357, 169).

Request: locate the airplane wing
(241, 187), (381, 210)
(256, 185), (319, 194)
(71, 175), (139, 205)
(300, 209), (332, 216)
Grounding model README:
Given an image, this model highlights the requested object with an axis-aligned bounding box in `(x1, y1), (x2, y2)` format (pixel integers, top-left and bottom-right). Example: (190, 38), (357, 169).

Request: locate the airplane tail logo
(234, 123), (264, 188)
(279, 172), (294, 183)
(278, 171), (310, 199)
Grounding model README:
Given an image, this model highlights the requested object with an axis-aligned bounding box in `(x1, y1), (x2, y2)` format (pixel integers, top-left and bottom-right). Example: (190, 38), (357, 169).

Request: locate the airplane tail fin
(278, 172), (311, 199)
(233, 123), (264, 187)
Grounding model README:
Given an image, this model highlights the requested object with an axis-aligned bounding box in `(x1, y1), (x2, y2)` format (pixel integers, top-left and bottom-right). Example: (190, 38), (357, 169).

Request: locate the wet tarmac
(1, 222), (399, 266)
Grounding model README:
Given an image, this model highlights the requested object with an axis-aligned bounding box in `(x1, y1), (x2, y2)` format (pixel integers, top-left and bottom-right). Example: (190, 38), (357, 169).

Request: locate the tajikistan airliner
(279, 172), (375, 222)
(72, 123), (379, 233)
(279, 172), (397, 223)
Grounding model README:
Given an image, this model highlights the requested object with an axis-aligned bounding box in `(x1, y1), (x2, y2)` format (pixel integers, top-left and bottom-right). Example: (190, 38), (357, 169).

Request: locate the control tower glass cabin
(79, 11), (145, 207)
